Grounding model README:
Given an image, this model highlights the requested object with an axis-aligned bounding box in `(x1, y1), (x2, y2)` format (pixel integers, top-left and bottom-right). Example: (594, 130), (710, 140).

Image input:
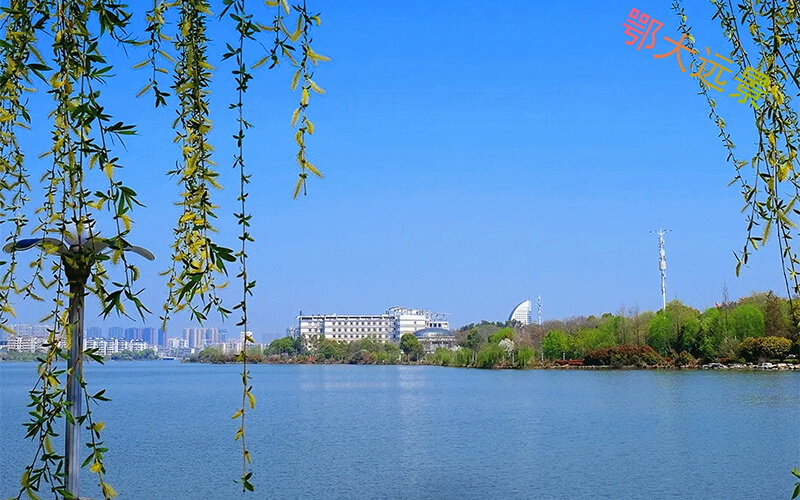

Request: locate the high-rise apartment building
(183, 327), (220, 348)
(10, 324), (51, 337)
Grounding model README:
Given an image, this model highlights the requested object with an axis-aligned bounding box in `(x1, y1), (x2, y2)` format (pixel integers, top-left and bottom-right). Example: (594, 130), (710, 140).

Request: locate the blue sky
(6, 0), (789, 340)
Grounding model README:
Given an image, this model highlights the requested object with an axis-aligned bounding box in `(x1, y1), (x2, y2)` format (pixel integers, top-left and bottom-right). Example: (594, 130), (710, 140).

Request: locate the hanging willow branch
(220, 0), (258, 491)
(671, 3), (800, 494)
(291, 0), (327, 197)
(672, 1), (800, 325)
(0, 0), (140, 498)
(162, 0), (234, 327)
(3, 0), (327, 496)
(256, 0), (329, 197)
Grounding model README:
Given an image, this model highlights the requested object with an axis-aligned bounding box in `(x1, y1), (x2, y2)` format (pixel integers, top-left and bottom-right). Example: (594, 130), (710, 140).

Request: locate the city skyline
(3, 1), (788, 336)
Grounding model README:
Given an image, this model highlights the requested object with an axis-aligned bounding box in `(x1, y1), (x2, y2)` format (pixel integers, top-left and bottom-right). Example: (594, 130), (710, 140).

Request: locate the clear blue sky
(6, 0), (788, 340)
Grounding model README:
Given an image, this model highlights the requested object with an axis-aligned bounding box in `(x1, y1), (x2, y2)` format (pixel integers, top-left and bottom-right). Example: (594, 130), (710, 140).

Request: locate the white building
(9, 324), (51, 338)
(508, 299), (532, 325)
(83, 338), (153, 355)
(168, 337), (188, 349)
(414, 328), (458, 353)
(7, 335), (152, 354)
(388, 307), (449, 341)
(298, 313), (393, 342)
(183, 327), (220, 348)
(6, 335), (52, 352)
(297, 307), (449, 343)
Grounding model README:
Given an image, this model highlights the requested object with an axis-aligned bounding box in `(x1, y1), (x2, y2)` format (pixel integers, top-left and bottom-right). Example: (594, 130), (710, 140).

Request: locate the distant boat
(160, 356), (176, 361)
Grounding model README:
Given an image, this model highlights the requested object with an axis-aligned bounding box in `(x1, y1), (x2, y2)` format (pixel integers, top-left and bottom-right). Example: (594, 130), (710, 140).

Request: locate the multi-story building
(299, 313), (393, 342)
(140, 327), (168, 347)
(5, 324), (55, 349)
(388, 307), (449, 341)
(297, 307), (448, 343)
(142, 327), (156, 345)
(414, 328), (458, 353)
(508, 299), (532, 325)
(168, 337), (188, 349)
(9, 324), (51, 337)
(7, 335), (51, 352)
(183, 327), (220, 348)
(124, 327), (143, 340)
(7, 335), (152, 354)
(84, 338), (153, 355)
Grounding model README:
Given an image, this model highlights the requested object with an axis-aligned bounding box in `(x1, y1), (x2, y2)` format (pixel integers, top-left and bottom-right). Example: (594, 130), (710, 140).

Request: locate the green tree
(647, 301), (701, 355)
(454, 348), (473, 367)
(475, 343), (504, 368)
(0, 2), (328, 495)
(631, 309), (654, 347)
(488, 327), (514, 344)
(400, 333), (423, 362)
(674, 3), (800, 340)
(198, 347), (224, 363)
(576, 326), (616, 354)
(516, 346), (535, 368)
(740, 336), (793, 362)
(763, 292), (790, 338)
(697, 307), (724, 360)
(728, 304), (765, 339)
(647, 312), (671, 356)
(462, 326), (483, 351)
(541, 329), (579, 360)
(317, 338), (346, 361)
(429, 348), (456, 366)
(267, 336), (297, 355)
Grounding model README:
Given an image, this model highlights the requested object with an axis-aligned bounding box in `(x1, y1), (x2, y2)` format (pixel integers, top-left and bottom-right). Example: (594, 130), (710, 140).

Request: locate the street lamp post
(63, 251), (91, 498)
(3, 227), (153, 499)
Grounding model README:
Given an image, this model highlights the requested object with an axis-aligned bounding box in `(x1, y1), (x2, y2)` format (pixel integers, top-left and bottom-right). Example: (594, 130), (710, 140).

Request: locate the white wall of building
(298, 307), (449, 343)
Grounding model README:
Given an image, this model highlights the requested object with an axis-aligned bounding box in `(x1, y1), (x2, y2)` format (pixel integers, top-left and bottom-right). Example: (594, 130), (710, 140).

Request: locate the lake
(1, 362), (798, 499)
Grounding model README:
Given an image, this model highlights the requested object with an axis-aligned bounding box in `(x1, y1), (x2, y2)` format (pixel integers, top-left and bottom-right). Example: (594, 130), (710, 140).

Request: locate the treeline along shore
(188, 292), (800, 370)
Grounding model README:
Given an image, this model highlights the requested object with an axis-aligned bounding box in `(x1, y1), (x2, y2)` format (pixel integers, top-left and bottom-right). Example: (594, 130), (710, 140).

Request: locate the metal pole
(65, 267), (87, 499)
(659, 230), (666, 311)
(2, 230), (154, 500)
(537, 296), (542, 326)
(651, 227), (669, 311)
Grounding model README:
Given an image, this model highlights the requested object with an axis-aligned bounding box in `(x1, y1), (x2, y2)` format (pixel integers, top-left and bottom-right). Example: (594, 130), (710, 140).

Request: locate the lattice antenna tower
(650, 227), (670, 311)
(537, 296), (542, 325)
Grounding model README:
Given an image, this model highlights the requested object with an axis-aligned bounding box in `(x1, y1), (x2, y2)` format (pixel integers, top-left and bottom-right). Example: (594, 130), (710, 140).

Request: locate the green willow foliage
(673, 1), (800, 494)
(673, 1), (800, 313)
(0, 0), (327, 497)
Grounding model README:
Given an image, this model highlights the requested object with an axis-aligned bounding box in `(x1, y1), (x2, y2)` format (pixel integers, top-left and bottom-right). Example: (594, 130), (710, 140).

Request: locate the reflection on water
(1, 363), (798, 499)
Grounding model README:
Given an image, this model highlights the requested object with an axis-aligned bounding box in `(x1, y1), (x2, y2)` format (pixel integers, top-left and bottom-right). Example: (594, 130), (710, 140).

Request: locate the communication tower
(650, 227), (670, 311)
(537, 296), (542, 325)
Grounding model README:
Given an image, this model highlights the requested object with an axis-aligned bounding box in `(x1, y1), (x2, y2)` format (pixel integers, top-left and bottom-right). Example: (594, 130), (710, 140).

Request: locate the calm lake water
(1, 362), (798, 499)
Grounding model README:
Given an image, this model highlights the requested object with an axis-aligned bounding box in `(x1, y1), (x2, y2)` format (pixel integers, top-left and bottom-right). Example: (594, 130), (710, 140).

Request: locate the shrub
(476, 344), (504, 369)
(455, 348), (473, 367)
(429, 348), (456, 367)
(348, 350), (374, 364)
(673, 350), (695, 368)
(740, 336), (793, 362)
(516, 346), (535, 368)
(583, 345), (662, 368)
(488, 327), (514, 344)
